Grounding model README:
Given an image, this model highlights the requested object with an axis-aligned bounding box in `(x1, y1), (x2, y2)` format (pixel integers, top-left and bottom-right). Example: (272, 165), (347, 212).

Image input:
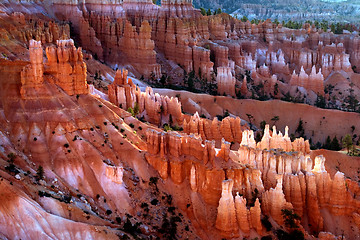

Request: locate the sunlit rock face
(0, 1), (360, 240)
(20, 39), (88, 99)
(216, 67), (236, 97)
(108, 69), (183, 126)
(145, 123), (359, 238)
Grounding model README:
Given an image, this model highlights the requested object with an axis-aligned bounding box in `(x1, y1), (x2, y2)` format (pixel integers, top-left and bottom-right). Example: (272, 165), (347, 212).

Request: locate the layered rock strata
(289, 66), (325, 95)
(145, 126), (359, 238)
(182, 112), (247, 144)
(216, 67), (236, 97)
(108, 69), (183, 125)
(21, 39), (88, 99)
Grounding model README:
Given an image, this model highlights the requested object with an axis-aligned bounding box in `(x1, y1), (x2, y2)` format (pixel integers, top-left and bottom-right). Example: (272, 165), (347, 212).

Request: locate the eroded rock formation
(120, 20), (161, 78)
(1, 2), (360, 240)
(21, 39), (88, 99)
(145, 124), (359, 238)
(216, 67), (236, 97)
(289, 66), (325, 95)
(109, 69), (183, 125)
(182, 112), (247, 144)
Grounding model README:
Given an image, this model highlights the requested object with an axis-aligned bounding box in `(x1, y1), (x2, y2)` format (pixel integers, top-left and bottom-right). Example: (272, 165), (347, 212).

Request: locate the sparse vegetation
(343, 134), (354, 155)
(271, 116), (279, 126)
(295, 119), (305, 138)
(36, 165), (44, 181)
(276, 209), (304, 240)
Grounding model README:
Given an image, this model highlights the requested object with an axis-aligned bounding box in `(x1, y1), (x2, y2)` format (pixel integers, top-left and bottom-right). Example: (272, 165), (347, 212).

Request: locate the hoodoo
(0, 0), (359, 239)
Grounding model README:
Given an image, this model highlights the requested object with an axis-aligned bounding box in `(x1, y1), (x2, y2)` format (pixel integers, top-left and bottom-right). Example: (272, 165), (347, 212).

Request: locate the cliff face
(45, 39), (89, 96)
(21, 39), (88, 99)
(8, 0), (360, 105)
(108, 69), (183, 126)
(289, 66), (325, 96)
(182, 112), (247, 144)
(216, 67), (236, 97)
(119, 20), (161, 78)
(0, 42), (148, 239)
(1, 1), (360, 240)
(145, 125), (359, 238)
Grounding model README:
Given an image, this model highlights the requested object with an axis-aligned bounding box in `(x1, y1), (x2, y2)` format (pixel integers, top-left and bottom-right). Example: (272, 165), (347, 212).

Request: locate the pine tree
(342, 134), (353, 154)
(330, 136), (341, 151)
(324, 136), (331, 149)
(36, 165), (44, 181)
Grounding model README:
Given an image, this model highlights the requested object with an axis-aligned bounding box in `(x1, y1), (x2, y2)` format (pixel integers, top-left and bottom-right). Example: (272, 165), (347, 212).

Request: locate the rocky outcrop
(209, 15), (227, 41)
(162, 18), (194, 73)
(216, 67), (236, 97)
(240, 126), (310, 154)
(182, 113), (246, 144)
(21, 39), (88, 98)
(193, 46), (214, 79)
(209, 43), (229, 68)
(215, 180), (239, 235)
(16, 19), (70, 44)
(20, 40), (44, 98)
(145, 110), (360, 236)
(109, 70), (183, 126)
(289, 66), (324, 95)
(238, 53), (257, 71)
(234, 194), (251, 235)
(240, 77), (248, 96)
(262, 178), (293, 225)
(45, 39), (88, 96)
(120, 20), (161, 78)
(318, 232), (347, 240)
(265, 50), (290, 75)
(144, 121), (360, 237)
(215, 179), (262, 237)
(105, 166), (124, 184)
(258, 125), (310, 153)
(160, 0), (200, 18)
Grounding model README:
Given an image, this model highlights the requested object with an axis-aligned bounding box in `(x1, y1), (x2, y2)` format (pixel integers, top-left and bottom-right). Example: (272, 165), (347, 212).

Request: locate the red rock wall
(20, 39), (44, 99)
(183, 113), (246, 143)
(108, 69), (183, 125)
(21, 39), (88, 99)
(119, 20), (161, 78)
(144, 124), (359, 237)
(45, 39), (88, 96)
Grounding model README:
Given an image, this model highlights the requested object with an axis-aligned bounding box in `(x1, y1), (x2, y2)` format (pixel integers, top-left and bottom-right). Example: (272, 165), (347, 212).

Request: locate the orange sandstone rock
(215, 180), (239, 235)
(20, 39), (44, 98)
(217, 67), (236, 97)
(45, 39), (88, 96)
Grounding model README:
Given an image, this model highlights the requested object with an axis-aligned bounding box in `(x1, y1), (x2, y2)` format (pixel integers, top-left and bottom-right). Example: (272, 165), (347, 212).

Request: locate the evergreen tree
(295, 119), (305, 137)
(200, 8), (206, 16)
(36, 165), (44, 181)
(260, 121), (267, 132)
(271, 116), (279, 126)
(342, 134), (353, 154)
(330, 136), (341, 151)
(315, 95), (326, 108)
(160, 74), (167, 86)
(324, 136), (331, 149)
(206, 9), (212, 16)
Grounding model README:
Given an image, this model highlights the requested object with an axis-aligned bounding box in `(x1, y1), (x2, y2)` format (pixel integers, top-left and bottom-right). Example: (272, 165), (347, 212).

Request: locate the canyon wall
(108, 69), (183, 125)
(21, 39), (88, 99)
(145, 125), (359, 238)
